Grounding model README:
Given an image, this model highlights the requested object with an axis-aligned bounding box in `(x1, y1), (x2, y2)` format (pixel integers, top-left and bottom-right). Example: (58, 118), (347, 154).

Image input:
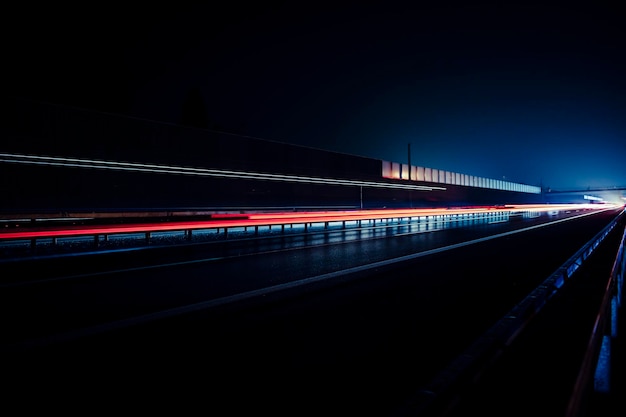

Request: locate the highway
(0, 205), (611, 344)
(1, 205), (624, 416)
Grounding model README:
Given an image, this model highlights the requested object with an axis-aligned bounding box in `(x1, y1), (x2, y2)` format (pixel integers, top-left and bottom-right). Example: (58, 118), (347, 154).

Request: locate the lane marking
(0, 224), (447, 287)
(2, 208), (618, 350)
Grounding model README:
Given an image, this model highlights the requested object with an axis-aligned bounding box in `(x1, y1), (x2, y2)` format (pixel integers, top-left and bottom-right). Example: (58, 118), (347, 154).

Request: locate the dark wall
(1, 97), (543, 213)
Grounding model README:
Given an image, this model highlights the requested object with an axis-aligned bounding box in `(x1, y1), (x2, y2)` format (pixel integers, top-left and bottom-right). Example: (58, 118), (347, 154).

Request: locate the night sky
(5, 2), (626, 191)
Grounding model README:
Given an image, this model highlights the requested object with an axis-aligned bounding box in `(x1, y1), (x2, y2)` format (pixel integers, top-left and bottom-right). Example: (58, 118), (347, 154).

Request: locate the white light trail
(0, 153), (445, 192)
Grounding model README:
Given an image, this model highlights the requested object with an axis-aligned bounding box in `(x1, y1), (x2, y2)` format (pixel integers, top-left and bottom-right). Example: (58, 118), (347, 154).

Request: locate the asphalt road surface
(2, 207), (622, 416)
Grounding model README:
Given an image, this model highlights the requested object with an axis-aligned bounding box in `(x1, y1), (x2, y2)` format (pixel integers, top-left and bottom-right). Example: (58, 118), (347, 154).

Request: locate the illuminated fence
(381, 160), (541, 194)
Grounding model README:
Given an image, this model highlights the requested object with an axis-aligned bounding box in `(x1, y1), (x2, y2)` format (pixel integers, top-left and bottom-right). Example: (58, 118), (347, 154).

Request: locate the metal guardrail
(0, 206), (360, 221)
(566, 210), (626, 417)
(0, 208), (523, 254)
(396, 208), (624, 417)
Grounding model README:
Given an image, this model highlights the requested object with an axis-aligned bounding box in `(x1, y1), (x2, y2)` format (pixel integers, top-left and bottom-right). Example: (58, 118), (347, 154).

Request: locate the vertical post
(408, 143), (411, 180)
(360, 186), (363, 210)
(611, 296), (618, 338)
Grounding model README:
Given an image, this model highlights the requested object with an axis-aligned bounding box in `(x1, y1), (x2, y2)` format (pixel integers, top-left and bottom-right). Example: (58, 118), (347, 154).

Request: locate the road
(1, 206), (623, 416)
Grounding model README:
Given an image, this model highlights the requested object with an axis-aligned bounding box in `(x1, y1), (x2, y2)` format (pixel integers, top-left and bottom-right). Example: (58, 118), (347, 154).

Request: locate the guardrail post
(593, 335), (612, 393)
(611, 296), (618, 338)
(145, 232), (151, 244)
(618, 272), (623, 308)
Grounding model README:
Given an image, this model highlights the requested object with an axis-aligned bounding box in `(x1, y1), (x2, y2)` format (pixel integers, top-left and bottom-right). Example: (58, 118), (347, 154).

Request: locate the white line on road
(3, 207), (614, 351)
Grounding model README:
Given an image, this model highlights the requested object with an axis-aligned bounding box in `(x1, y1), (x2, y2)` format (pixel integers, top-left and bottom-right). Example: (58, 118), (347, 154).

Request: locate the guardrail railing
(566, 211), (626, 417)
(396, 208), (624, 417)
(0, 207), (537, 253)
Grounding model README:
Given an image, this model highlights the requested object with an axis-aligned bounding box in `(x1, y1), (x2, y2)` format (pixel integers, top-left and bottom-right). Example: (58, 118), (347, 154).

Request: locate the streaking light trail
(0, 153), (445, 192)
(0, 205), (620, 241)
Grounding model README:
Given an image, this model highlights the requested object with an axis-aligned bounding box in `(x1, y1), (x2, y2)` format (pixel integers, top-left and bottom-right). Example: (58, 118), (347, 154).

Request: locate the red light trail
(0, 204), (618, 241)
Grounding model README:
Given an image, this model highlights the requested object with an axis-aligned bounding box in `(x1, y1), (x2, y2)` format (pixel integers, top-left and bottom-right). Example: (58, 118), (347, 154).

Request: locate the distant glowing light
(584, 195), (604, 202)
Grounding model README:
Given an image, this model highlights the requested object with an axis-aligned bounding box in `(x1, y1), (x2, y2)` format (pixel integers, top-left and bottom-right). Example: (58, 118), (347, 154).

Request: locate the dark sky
(5, 2), (626, 190)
